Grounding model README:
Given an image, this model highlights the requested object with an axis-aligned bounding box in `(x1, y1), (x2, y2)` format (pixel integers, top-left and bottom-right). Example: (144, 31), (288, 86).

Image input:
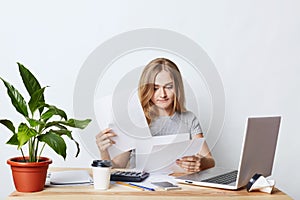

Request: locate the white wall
(0, 0), (299, 199)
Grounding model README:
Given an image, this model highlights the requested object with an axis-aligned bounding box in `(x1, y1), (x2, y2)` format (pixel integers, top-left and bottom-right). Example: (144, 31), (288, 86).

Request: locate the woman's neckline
(157, 112), (177, 119)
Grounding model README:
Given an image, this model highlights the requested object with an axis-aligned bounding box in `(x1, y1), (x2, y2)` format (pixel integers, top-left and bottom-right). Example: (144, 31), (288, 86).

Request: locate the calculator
(110, 171), (149, 182)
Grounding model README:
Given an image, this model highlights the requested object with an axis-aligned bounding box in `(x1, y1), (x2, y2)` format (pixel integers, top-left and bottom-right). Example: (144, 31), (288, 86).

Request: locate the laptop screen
(236, 116), (281, 188)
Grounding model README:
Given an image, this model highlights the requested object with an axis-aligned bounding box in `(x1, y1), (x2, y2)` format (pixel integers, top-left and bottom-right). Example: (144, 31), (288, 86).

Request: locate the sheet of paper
(49, 170), (92, 185)
(95, 93), (204, 174)
(142, 137), (204, 173)
(134, 134), (190, 171)
(108, 123), (137, 158)
(168, 137), (205, 173)
(95, 93), (152, 159)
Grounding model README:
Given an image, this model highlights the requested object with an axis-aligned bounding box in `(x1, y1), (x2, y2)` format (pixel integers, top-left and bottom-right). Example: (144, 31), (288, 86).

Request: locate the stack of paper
(48, 170), (93, 186)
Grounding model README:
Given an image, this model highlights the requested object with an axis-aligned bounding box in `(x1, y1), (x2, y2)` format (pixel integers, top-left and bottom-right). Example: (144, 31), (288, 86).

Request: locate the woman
(96, 58), (215, 172)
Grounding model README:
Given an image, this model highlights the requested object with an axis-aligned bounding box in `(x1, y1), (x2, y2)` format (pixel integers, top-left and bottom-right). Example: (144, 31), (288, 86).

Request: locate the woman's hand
(95, 128), (130, 168)
(176, 154), (202, 172)
(96, 128), (116, 152)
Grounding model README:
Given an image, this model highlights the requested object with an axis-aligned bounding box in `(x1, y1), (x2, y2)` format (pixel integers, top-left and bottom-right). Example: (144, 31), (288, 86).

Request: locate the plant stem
(35, 140), (39, 162)
(20, 148), (26, 161)
(29, 138), (35, 162)
(38, 143), (46, 160)
(29, 139), (32, 162)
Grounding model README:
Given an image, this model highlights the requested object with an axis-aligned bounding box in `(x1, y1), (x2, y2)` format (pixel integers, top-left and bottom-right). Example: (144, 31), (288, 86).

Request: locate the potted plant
(0, 62), (91, 192)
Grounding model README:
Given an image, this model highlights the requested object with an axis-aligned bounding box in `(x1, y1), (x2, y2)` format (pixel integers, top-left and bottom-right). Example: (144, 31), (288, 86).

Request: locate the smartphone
(151, 181), (181, 190)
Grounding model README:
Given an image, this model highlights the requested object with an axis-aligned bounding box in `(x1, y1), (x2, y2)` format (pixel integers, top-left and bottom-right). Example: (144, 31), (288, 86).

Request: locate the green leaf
(26, 118), (45, 128)
(41, 105), (67, 121)
(44, 121), (64, 129)
(41, 109), (54, 122)
(18, 63), (43, 99)
(0, 78), (28, 117)
(0, 119), (15, 133)
(28, 87), (46, 114)
(50, 129), (72, 137)
(38, 131), (67, 159)
(44, 119), (91, 130)
(17, 123), (37, 148)
(58, 119), (91, 129)
(18, 62), (45, 114)
(50, 129), (80, 157)
(0, 120), (18, 145)
(6, 134), (19, 145)
(53, 124), (68, 130)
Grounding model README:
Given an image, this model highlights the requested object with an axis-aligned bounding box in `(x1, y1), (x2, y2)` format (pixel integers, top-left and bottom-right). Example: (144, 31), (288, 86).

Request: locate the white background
(0, 0), (299, 199)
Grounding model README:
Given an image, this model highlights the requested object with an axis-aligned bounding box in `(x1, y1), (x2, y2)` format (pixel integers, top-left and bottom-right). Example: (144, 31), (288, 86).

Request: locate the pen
(129, 183), (155, 191)
(116, 181), (144, 191)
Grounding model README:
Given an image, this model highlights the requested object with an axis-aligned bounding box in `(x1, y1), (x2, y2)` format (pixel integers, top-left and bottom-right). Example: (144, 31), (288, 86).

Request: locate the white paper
(49, 170), (92, 185)
(249, 176), (275, 194)
(142, 137), (204, 173)
(95, 93), (152, 158)
(95, 93), (204, 174)
(108, 123), (137, 158)
(134, 134), (191, 171)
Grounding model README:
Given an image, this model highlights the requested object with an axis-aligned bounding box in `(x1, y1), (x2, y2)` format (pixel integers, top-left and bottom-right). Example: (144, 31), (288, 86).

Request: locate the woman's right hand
(96, 128), (117, 152)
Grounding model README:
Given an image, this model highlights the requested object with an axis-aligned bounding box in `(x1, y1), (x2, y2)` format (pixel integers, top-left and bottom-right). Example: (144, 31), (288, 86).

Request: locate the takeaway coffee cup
(91, 160), (112, 190)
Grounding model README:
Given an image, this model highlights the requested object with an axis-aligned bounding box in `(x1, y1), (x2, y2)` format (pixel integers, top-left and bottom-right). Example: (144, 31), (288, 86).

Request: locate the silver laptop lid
(236, 116), (281, 188)
(175, 116), (281, 190)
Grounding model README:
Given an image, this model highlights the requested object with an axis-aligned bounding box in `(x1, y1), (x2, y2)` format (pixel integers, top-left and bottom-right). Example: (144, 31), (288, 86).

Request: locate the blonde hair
(138, 58), (186, 124)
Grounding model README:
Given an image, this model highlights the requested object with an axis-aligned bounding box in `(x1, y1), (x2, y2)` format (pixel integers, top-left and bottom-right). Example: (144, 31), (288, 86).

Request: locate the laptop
(175, 116), (281, 190)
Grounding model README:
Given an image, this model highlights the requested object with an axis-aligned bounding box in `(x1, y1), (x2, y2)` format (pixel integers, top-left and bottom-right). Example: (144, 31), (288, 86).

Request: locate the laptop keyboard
(202, 170), (238, 185)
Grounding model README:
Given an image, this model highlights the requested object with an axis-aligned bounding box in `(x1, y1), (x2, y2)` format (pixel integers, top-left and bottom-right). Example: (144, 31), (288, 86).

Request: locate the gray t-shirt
(128, 111), (202, 168)
(149, 111), (202, 136)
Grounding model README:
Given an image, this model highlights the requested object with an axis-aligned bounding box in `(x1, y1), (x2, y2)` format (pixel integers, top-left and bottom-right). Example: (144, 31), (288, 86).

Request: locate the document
(48, 170), (93, 186)
(141, 137), (204, 173)
(95, 93), (204, 174)
(95, 93), (152, 158)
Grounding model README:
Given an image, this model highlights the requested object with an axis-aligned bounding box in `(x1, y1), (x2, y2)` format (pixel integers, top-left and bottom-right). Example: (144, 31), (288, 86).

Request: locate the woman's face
(150, 70), (175, 115)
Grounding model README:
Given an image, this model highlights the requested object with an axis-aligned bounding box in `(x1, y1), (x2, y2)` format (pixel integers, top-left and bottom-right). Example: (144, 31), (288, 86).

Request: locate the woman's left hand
(176, 155), (202, 172)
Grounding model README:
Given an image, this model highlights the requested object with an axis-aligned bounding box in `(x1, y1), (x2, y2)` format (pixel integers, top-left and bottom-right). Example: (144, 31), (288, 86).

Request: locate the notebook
(175, 116), (281, 190)
(48, 170), (93, 186)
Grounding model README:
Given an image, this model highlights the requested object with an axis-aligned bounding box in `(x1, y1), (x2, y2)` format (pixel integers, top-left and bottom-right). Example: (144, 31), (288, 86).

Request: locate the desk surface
(7, 168), (292, 200)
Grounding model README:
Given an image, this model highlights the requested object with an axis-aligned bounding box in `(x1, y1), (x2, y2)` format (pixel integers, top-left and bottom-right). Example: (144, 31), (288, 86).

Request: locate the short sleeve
(187, 112), (203, 135)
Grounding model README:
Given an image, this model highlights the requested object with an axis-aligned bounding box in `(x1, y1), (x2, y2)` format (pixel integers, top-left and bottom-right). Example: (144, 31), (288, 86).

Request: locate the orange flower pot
(7, 156), (52, 192)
